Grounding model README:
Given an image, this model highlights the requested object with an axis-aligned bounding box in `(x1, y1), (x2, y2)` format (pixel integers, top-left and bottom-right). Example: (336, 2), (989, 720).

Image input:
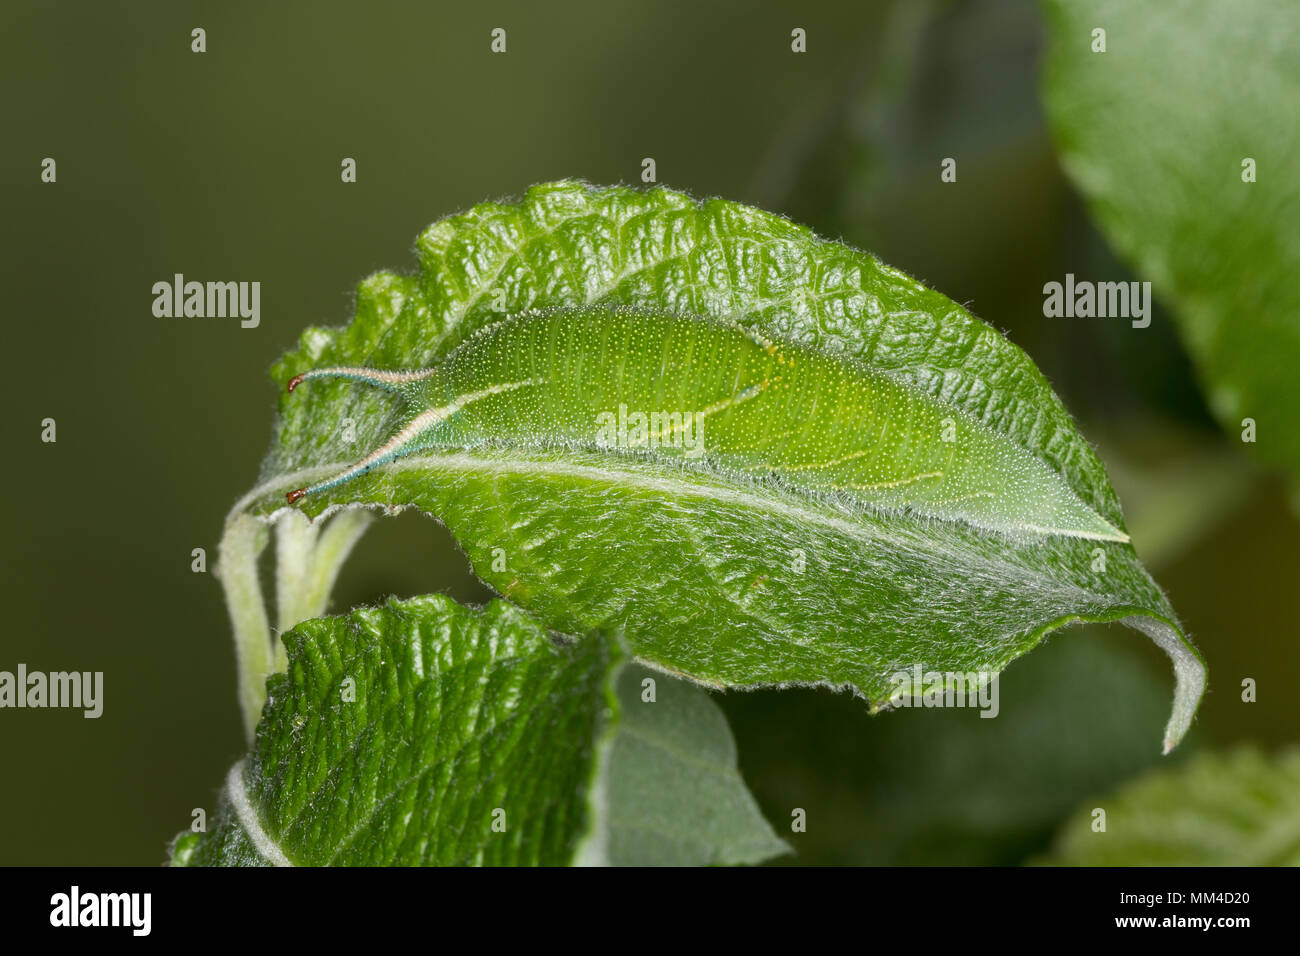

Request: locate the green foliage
(173, 596), (784, 866)
(237, 181), (1202, 752)
(1043, 0), (1300, 485)
(1039, 747), (1300, 865)
(599, 666), (790, 866)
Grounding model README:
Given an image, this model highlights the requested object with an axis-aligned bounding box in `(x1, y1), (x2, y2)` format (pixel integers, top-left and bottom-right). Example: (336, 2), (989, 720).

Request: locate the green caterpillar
(285, 306), (1127, 543)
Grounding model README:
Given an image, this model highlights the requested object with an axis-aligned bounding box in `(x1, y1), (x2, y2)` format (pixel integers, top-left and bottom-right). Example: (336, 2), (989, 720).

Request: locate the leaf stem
(273, 509), (373, 671)
(219, 507), (376, 741)
(217, 513), (273, 742)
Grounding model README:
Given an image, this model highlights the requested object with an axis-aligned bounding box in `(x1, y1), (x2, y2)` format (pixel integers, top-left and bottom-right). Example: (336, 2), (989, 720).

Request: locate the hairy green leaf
(1038, 747), (1300, 865)
(1042, 0), (1300, 484)
(173, 595), (783, 866)
(229, 180), (1203, 751)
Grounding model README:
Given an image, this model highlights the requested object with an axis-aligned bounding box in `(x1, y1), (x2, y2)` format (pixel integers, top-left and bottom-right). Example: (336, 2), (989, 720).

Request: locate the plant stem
(217, 513), (273, 743)
(219, 507), (376, 740)
(273, 509), (373, 671)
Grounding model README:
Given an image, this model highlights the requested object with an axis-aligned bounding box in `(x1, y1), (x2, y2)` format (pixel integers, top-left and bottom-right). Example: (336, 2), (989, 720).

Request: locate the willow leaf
(229, 181), (1204, 751)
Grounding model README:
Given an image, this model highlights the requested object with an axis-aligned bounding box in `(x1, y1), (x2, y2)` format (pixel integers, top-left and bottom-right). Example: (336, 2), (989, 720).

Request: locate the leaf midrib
(242, 449), (1119, 592)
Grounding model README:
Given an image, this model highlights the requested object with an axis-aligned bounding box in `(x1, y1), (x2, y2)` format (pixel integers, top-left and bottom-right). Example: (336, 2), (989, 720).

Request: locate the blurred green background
(2, 0), (1295, 865)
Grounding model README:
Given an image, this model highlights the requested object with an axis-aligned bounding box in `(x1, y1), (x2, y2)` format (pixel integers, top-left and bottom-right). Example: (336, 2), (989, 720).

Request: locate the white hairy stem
(219, 507), (374, 741)
(216, 514), (274, 743)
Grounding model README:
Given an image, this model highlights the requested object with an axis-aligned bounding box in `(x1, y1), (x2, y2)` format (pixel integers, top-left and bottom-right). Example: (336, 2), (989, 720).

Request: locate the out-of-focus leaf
(722, 630), (1179, 865)
(1038, 746), (1300, 865)
(1043, 0), (1300, 486)
(1088, 420), (1258, 569)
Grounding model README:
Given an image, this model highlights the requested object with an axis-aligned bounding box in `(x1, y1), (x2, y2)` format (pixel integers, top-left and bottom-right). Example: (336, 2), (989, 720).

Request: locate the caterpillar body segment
(285, 307), (1127, 543)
